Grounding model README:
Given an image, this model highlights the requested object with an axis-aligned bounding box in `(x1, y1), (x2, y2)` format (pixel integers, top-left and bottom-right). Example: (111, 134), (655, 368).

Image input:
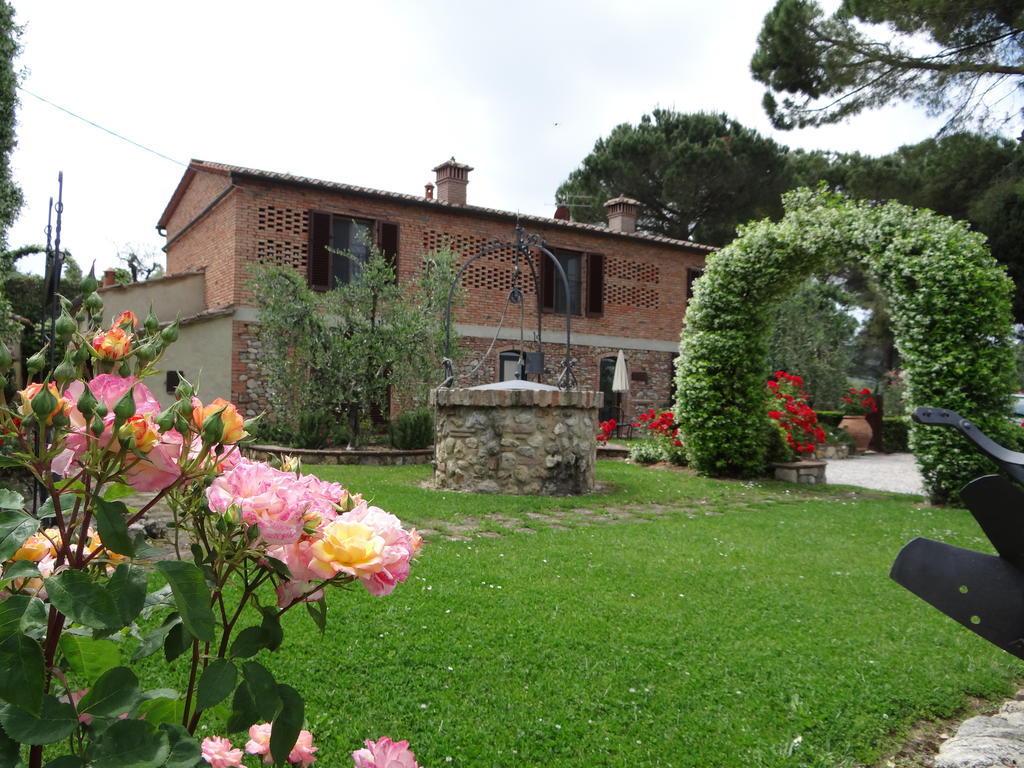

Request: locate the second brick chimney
(432, 158), (473, 206)
(604, 196), (640, 233)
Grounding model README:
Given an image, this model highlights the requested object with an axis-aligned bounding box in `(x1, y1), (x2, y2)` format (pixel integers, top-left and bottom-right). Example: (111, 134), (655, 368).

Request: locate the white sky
(8, 0), (952, 278)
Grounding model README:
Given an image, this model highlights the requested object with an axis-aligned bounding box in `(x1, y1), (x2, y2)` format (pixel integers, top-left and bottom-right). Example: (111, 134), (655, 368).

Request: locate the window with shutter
(306, 212), (400, 289)
(541, 249), (582, 315)
(586, 253), (604, 317)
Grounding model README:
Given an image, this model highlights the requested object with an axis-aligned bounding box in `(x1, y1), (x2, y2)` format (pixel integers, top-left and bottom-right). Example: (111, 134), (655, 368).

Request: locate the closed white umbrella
(612, 349), (629, 392)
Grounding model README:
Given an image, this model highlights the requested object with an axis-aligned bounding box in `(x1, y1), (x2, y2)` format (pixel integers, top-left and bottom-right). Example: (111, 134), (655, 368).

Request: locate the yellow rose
(119, 414), (161, 452)
(192, 398), (247, 444)
(91, 326), (132, 360)
(11, 530), (57, 562)
(309, 520), (384, 579)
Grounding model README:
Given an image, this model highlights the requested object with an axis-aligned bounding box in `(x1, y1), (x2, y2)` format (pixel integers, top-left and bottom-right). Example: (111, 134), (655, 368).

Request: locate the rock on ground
(934, 700), (1024, 767)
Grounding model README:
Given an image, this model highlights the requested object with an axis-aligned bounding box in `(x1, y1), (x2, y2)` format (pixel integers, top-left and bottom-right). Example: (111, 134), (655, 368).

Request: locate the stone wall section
(431, 388), (602, 495)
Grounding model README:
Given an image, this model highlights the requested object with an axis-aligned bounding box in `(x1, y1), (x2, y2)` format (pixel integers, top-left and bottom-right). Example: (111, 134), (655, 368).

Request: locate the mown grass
(167, 463), (1022, 767)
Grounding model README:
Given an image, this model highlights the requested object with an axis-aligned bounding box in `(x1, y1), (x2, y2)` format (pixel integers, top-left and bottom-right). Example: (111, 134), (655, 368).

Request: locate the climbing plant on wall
(676, 188), (1017, 503)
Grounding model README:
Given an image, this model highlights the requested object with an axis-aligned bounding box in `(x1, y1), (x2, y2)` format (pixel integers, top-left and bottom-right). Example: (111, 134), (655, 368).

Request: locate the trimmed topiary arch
(676, 188), (1017, 503)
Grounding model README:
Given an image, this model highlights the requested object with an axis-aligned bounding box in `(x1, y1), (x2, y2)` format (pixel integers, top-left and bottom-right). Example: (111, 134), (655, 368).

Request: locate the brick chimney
(554, 205), (570, 221)
(102, 268), (117, 287)
(432, 158), (473, 206)
(604, 196), (640, 233)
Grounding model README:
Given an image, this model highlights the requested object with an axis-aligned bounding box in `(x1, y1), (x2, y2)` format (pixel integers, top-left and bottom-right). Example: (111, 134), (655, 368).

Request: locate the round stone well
(430, 380), (603, 495)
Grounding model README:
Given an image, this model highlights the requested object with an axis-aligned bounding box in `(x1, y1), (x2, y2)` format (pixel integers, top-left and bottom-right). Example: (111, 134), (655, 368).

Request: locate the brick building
(116, 158), (712, 421)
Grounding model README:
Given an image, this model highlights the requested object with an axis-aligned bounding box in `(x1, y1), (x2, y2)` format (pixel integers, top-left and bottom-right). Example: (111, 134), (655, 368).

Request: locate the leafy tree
(0, 1), (22, 344)
(253, 247), (458, 447)
(767, 278), (857, 409)
(790, 133), (1024, 320)
(555, 110), (793, 245)
(751, 0), (1024, 132)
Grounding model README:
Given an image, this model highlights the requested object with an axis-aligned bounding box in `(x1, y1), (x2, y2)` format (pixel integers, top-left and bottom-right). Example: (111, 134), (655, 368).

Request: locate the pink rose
(352, 737), (421, 768)
(244, 722), (317, 766)
(201, 736), (243, 768)
(206, 460), (306, 545)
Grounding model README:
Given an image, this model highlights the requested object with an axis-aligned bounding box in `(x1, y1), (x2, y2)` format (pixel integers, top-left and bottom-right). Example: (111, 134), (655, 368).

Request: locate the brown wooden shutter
(540, 253), (555, 311)
(378, 222), (399, 280)
(309, 212), (331, 289)
(586, 253), (604, 317)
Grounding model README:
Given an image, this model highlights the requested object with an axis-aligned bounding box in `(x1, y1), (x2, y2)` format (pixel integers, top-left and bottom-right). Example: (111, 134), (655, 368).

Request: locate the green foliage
(294, 409), (349, 450)
(252, 248), (458, 446)
(751, 0), (1024, 132)
(882, 416), (911, 453)
(555, 110), (793, 245)
(791, 134), (1024, 323)
(389, 407), (434, 450)
(677, 188), (1017, 502)
(628, 440), (664, 464)
(767, 279), (856, 408)
(765, 420), (797, 463)
(815, 410), (843, 428)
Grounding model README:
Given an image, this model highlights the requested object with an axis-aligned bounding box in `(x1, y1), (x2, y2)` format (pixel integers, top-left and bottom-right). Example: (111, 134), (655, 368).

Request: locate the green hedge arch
(676, 188), (1017, 503)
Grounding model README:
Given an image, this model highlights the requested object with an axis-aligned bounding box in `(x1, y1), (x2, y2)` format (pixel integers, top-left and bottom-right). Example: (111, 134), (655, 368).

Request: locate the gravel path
(825, 452), (925, 495)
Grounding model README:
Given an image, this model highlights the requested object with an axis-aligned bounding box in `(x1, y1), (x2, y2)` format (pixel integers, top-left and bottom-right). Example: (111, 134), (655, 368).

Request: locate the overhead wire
(17, 85), (186, 167)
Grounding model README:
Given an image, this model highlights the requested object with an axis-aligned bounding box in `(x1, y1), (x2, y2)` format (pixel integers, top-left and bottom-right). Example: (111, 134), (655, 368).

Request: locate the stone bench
(772, 460), (827, 484)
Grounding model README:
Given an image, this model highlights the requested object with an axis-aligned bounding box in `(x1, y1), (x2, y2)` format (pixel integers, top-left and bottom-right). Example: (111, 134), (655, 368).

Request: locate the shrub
(882, 417), (910, 453)
(390, 407), (435, 450)
(765, 421), (796, 465)
(295, 409), (334, 449)
(629, 440), (666, 464)
(246, 417), (295, 446)
(815, 411), (843, 428)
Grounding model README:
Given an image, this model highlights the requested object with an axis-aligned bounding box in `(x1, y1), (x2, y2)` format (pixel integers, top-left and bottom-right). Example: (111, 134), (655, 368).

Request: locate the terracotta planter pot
(839, 414), (872, 453)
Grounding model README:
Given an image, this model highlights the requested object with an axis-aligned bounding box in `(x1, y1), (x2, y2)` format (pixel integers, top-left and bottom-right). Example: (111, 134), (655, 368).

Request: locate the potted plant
(838, 386), (878, 453)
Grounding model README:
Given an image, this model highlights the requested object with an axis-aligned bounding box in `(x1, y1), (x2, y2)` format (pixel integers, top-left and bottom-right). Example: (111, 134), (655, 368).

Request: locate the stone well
(430, 380), (603, 495)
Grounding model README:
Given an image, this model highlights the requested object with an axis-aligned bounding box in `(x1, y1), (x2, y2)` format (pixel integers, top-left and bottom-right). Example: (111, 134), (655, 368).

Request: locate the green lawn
(186, 463), (1023, 767)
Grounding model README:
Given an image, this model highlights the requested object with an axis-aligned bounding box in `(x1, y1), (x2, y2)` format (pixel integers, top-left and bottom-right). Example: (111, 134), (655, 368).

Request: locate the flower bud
(93, 400), (108, 419)
(112, 387), (136, 425)
(144, 307), (159, 335)
(54, 312), (76, 341)
(76, 385), (98, 419)
(53, 355), (76, 389)
(84, 292), (103, 314)
(200, 408), (225, 446)
(50, 411), (70, 429)
(113, 311), (137, 330)
(156, 407), (176, 433)
(25, 345), (48, 375)
(117, 361), (131, 377)
(90, 413), (105, 436)
(80, 267), (98, 296)
(71, 344), (90, 366)
(174, 376), (194, 400)
(30, 384), (58, 422)
(160, 319), (180, 344)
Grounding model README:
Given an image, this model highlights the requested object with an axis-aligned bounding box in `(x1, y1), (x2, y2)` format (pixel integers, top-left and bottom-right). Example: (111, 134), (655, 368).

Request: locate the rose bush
(767, 371), (826, 456)
(0, 282), (423, 767)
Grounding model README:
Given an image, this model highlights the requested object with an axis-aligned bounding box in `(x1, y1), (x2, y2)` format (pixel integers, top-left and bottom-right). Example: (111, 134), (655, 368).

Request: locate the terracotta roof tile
(187, 159), (716, 253)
